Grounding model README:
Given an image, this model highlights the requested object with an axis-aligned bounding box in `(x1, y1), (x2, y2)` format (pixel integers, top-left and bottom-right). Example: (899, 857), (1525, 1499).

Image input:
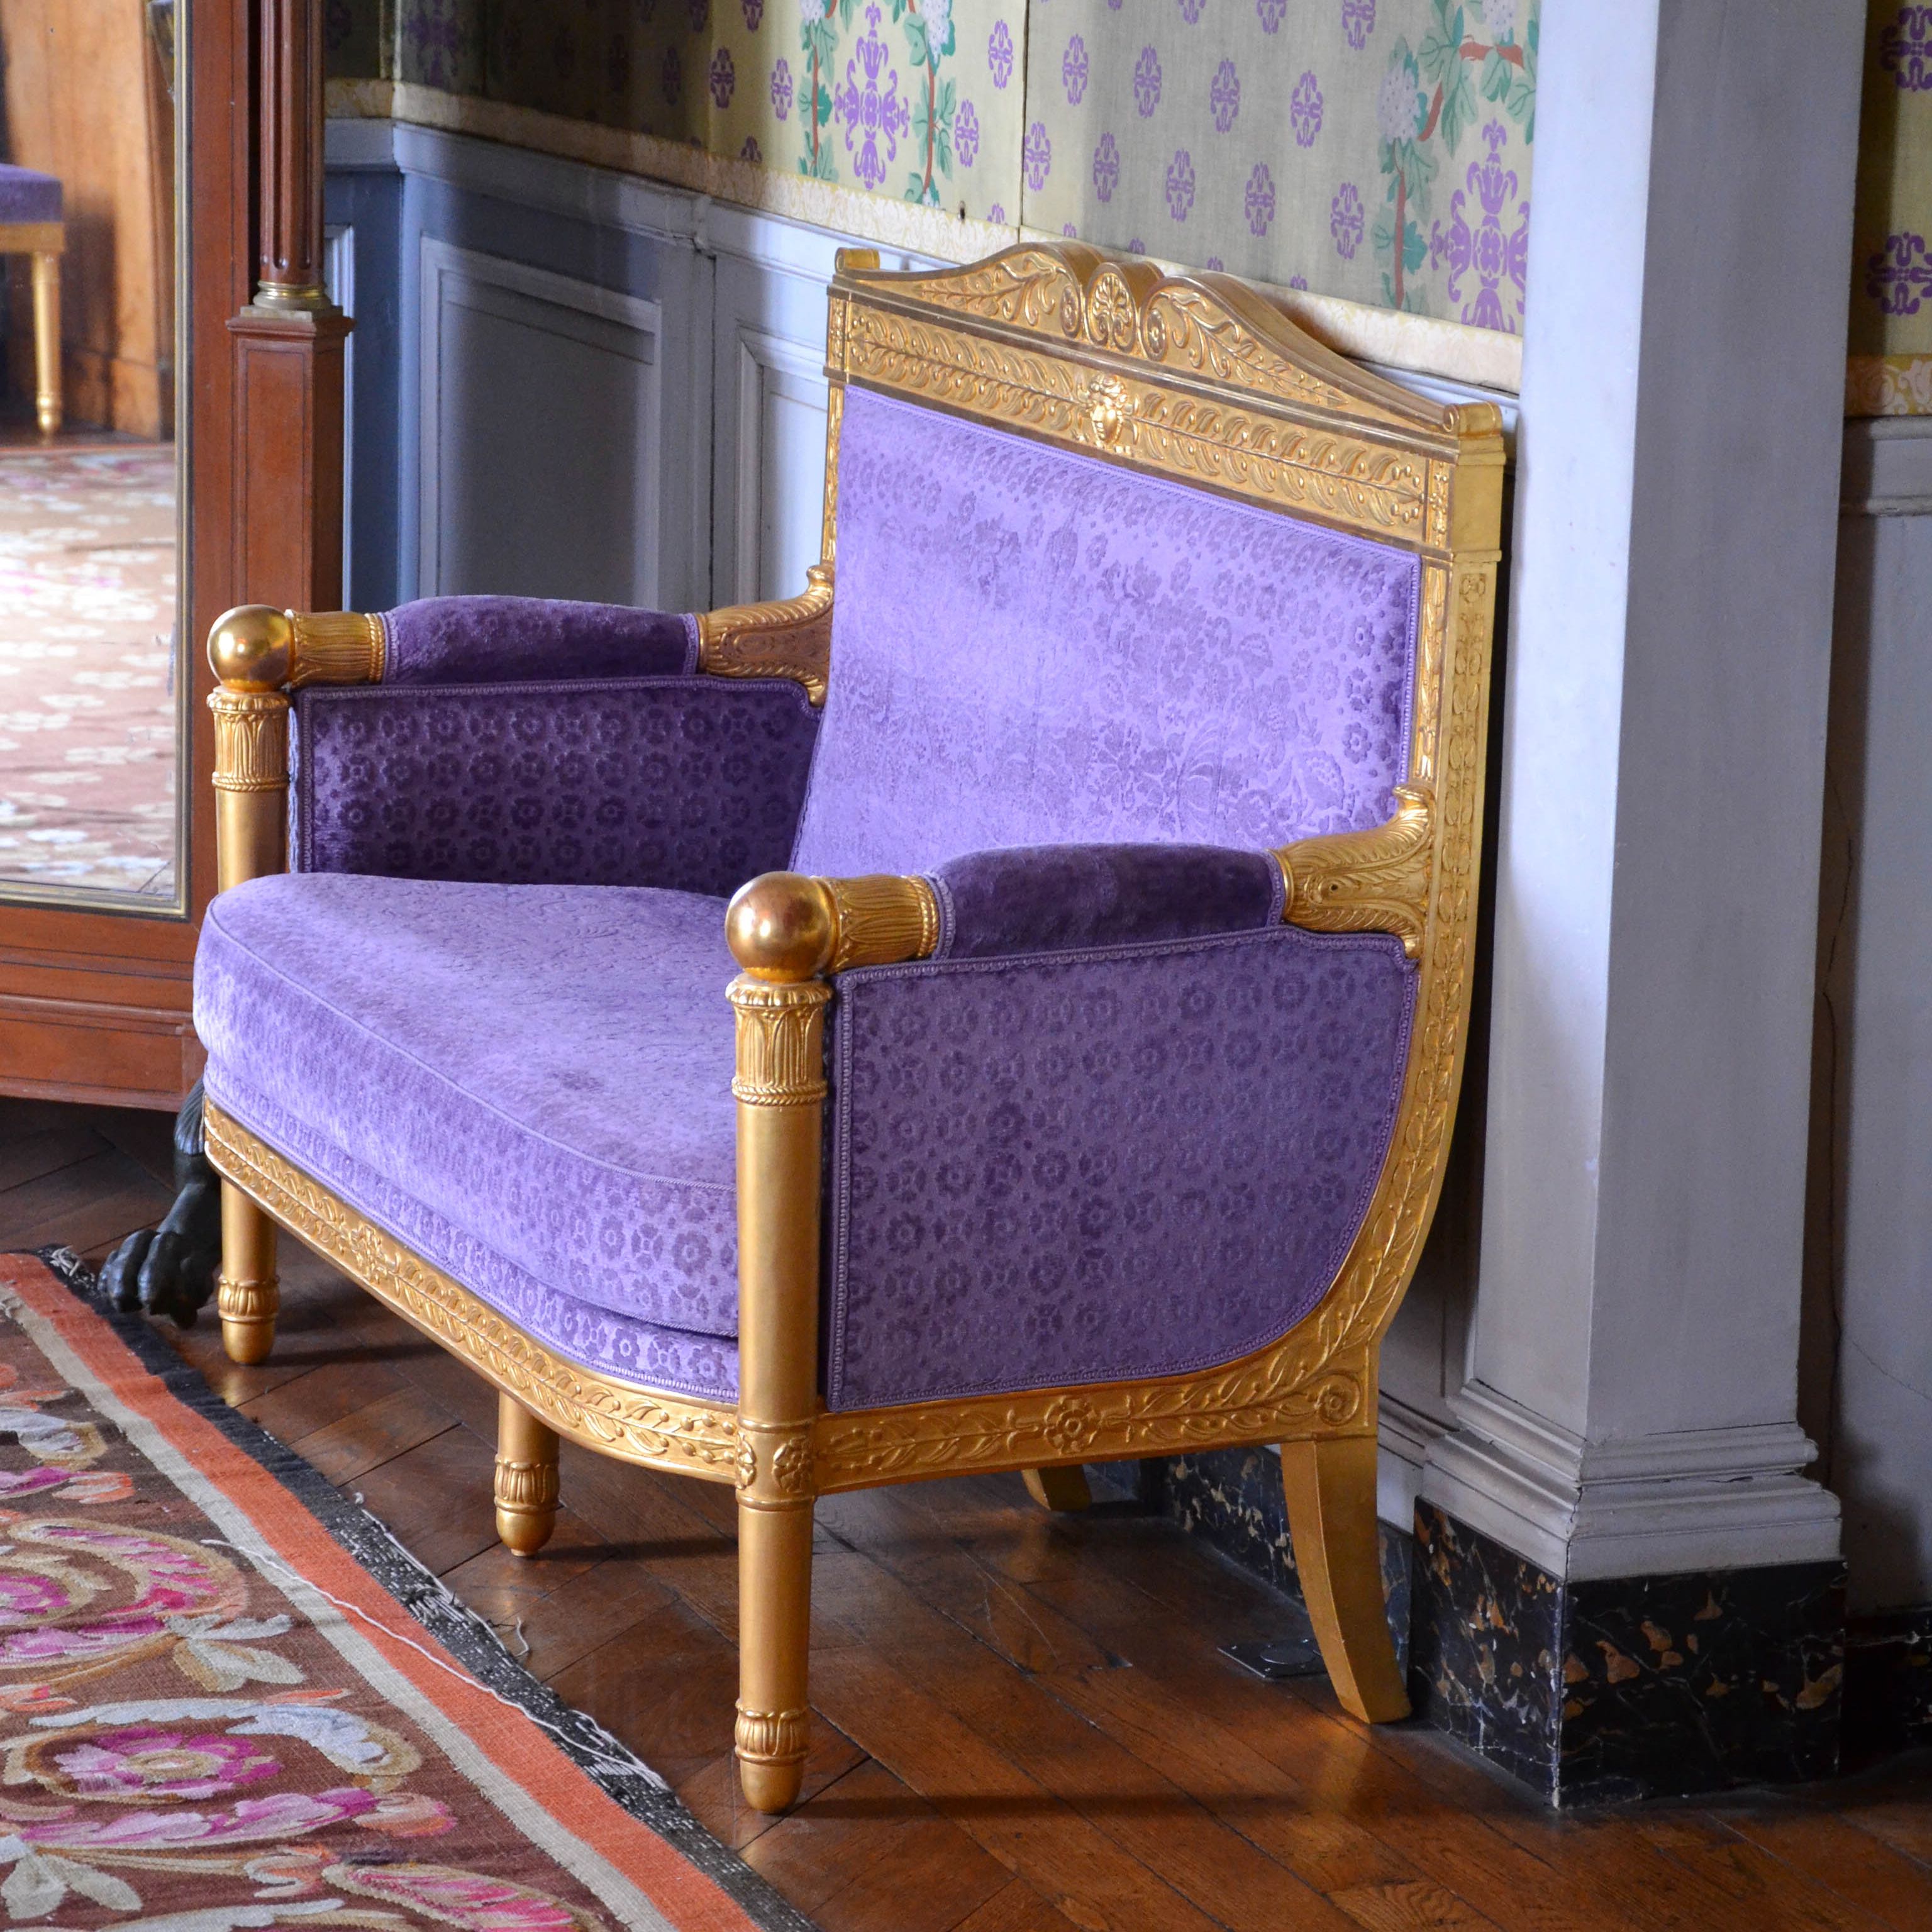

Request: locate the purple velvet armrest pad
(291, 676), (819, 896)
(381, 597), (698, 685)
(930, 844), (1284, 960)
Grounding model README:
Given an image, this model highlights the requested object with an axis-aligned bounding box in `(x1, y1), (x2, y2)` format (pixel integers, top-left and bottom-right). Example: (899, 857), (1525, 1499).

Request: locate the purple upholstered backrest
(790, 386), (1421, 877)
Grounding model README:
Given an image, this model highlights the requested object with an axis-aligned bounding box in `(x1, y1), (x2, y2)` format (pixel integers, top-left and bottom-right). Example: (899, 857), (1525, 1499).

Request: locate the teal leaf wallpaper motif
(1019, 0), (1538, 332)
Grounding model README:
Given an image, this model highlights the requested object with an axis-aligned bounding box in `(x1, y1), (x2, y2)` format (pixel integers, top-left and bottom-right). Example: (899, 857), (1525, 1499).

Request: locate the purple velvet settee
(194, 245), (1504, 1813)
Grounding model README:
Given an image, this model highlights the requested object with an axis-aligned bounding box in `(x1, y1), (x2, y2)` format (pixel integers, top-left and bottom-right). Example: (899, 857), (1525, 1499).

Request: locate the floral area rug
(0, 1251), (813, 1932)
(0, 446), (179, 901)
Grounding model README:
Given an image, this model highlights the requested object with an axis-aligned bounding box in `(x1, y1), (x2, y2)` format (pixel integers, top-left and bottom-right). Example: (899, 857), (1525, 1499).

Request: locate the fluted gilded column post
(724, 877), (835, 1815)
(206, 606), (296, 1365)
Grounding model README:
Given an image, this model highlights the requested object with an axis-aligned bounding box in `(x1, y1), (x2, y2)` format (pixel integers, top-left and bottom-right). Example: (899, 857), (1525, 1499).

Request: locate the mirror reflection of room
(0, 0), (179, 906)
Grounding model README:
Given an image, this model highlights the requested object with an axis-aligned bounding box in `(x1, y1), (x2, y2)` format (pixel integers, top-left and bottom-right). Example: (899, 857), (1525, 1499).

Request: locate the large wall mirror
(0, 0), (187, 914)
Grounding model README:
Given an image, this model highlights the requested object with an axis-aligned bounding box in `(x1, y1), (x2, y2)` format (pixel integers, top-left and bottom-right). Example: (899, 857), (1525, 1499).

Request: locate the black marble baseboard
(1409, 1502), (1846, 1804)
(1845, 1605), (1932, 1757)
(1102, 1451), (1850, 1806)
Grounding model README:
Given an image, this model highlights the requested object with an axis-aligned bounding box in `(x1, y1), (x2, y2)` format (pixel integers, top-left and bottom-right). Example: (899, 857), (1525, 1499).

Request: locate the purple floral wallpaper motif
(1880, 5), (1932, 88)
(1024, 120), (1052, 189)
(1021, 0), (1535, 332)
(988, 18), (1013, 85)
(1093, 131), (1120, 201)
(1868, 232), (1932, 314)
(1211, 58), (1240, 131)
(1850, 3), (1932, 412)
(1165, 150), (1196, 221)
(709, 45), (736, 105)
(1064, 34), (1089, 103)
(838, 9), (911, 191)
(1430, 119), (1528, 330)
(1246, 162), (1275, 236)
(1331, 182), (1363, 258)
(1291, 69), (1324, 145)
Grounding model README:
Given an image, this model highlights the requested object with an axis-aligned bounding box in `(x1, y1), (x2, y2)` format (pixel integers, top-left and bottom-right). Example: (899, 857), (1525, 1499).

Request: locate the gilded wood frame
(201, 242), (1504, 1807)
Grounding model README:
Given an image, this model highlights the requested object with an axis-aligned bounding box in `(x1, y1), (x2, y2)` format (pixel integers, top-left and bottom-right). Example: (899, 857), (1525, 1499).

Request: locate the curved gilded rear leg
(1279, 1435), (1410, 1723)
(1023, 1467), (1092, 1511)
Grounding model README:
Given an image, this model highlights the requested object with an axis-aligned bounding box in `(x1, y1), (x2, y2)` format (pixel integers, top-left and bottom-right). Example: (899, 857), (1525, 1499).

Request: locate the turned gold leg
(494, 1392), (560, 1557)
(1279, 1435), (1409, 1723)
(728, 961), (831, 1814)
(735, 1492), (814, 1813)
(1023, 1466), (1092, 1511)
(215, 1180), (279, 1365)
(30, 251), (59, 437)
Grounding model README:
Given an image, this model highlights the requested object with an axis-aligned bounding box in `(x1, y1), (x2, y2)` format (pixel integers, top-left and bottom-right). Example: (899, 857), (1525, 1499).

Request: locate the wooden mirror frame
(0, 0), (345, 1111)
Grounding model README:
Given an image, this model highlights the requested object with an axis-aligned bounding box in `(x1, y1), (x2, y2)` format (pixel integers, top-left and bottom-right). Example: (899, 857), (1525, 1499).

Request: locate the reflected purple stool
(0, 165), (64, 434)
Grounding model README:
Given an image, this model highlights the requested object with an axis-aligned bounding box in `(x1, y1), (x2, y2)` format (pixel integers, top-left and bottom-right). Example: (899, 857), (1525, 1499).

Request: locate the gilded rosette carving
(697, 563), (833, 706)
(729, 977), (830, 1106)
(287, 609), (386, 687)
(203, 1104), (740, 1481)
(1276, 787), (1435, 961)
(823, 874), (940, 972)
(208, 691), (291, 793)
(735, 1422), (816, 1501)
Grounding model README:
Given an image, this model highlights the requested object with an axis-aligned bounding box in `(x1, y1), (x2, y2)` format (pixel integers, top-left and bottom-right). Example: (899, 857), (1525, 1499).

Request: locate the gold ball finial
(727, 873), (836, 981)
(208, 605), (295, 691)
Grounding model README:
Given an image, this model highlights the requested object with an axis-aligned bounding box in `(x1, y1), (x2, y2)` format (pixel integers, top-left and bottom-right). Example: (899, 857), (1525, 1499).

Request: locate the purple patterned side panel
(195, 873), (743, 1340)
(792, 386), (1419, 877)
(382, 597), (697, 685)
(291, 678), (819, 894)
(823, 925), (1415, 1411)
(931, 843), (1283, 959)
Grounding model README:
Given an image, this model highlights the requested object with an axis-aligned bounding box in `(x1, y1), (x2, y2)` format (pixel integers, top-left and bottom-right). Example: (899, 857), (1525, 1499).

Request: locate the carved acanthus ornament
(208, 691), (291, 793)
(1276, 786), (1435, 961)
(840, 301), (1433, 539)
(821, 874), (940, 972)
(697, 563), (833, 706)
(729, 977), (831, 1106)
(287, 609), (386, 687)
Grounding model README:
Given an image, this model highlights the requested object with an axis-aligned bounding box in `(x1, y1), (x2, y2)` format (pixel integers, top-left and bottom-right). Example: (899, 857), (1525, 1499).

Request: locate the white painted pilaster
(1424, 0), (1865, 1581)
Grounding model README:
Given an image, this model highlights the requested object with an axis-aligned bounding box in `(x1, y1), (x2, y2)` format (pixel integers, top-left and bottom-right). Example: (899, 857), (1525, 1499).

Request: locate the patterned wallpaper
(1021, 0), (1535, 331)
(1850, 4), (1932, 414)
(333, 0), (1026, 225)
(327, 0), (1535, 338)
(328, 1), (1930, 408)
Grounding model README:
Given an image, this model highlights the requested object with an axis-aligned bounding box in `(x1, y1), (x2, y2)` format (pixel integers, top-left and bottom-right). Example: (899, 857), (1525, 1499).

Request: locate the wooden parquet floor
(5, 1092), (1931, 1932)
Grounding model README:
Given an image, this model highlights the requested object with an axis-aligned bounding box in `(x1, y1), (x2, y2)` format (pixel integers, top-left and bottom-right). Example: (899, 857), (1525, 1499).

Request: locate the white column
(1423, 0), (1866, 1580)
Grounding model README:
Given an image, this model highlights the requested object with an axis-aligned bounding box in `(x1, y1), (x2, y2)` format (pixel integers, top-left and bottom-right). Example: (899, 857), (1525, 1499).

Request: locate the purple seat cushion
(195, 874), (744, 1356)
(792, 386), (1419, 877)
(0, 166), (60, 225)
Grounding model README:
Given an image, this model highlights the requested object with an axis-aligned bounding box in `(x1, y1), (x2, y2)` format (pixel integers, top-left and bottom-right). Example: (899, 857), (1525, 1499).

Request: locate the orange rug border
(0, 1252), (776, 1932)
